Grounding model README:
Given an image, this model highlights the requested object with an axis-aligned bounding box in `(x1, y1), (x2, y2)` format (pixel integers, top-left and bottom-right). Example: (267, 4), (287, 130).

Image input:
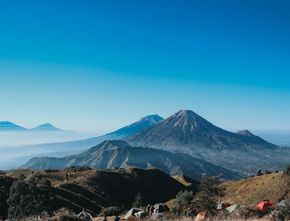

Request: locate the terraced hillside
(1, 167), (195, 218)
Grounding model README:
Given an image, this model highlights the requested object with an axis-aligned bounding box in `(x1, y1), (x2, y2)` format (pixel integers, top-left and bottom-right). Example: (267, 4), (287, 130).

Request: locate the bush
(101, 206), (121, 216)
(7, 179), (56, 219)
(191, 177), (224, 215)
(172, 190), (195, 215)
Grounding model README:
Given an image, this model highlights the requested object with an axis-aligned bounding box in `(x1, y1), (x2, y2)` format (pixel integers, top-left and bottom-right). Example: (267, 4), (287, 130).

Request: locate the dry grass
(223, 173), (290, 207)
(172, 175), (195, 187)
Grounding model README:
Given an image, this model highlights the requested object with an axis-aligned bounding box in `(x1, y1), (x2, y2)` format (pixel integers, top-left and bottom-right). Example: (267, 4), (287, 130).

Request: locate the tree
(191, 177), (224, 215)
(132, 193), (144, 208)
(172, 190), (195, 215)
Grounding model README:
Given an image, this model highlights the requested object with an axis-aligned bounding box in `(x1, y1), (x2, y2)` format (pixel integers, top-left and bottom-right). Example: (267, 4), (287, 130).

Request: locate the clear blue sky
(0, 0), (290, 133)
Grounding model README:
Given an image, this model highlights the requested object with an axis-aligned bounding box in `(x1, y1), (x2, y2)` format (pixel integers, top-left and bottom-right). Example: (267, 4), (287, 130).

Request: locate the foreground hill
(23, 140), (240, 180)
(223, 172), (290, 207)
(1, 167), (192, 218)
(126, 110), (289, 174)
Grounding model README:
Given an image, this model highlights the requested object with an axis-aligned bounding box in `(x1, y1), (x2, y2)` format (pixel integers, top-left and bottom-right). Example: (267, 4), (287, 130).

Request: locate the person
(115, 215), (120, 221)
(150, 206), (154, 215)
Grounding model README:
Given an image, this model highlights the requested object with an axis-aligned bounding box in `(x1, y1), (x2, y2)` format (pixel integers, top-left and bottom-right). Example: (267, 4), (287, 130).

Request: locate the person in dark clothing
(115, 215), (120, 221)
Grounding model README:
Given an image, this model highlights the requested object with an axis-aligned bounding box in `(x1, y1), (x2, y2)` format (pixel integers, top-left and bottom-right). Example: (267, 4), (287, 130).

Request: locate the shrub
(191, 176), (224, 215)
(172, 190), (195, 215)
(7, 179), (56, 219)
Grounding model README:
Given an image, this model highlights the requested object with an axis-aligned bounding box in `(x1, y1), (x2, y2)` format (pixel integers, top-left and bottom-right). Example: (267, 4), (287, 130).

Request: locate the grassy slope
(223, 172), (290, 207)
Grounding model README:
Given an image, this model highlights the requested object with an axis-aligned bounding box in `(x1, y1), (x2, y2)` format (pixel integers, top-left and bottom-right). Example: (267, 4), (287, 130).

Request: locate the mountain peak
(32, 123), (61, 131)
(140, 114), (163, 123)
(167, 110), (213, 131)
(236, 130), (256, 137)
(176, 110), (196, 116)
(104, 114), (163, 139)
(0, 121), (27, 131)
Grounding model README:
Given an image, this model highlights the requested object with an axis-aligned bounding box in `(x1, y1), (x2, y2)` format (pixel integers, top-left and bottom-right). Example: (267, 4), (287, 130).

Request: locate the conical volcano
(126, 110), (275, 150)
(126, 110), (281, 174)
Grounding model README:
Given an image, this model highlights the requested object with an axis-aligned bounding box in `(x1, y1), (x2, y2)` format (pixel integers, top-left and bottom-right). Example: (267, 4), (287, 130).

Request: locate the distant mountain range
(8, 110), (290, 176)
(0, 121), (62, 132)
(17, 115), (164, 155)
(23, 140), (240, 180)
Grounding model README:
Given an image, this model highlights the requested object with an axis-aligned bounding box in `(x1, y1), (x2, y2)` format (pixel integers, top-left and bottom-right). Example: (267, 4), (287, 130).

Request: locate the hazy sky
(0, 0), (290, 133)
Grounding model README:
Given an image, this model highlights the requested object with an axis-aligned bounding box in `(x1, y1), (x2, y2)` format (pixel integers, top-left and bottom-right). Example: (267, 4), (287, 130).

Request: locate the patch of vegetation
(223, 172), (290, 207)
(172, 190), (195, 215)
(191, 177), (224, 215)
(7, 176), (56, 219)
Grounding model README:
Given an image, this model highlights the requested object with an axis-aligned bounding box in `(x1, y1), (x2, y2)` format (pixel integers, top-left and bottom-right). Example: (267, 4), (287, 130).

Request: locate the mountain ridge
(23, 140), (241, 180)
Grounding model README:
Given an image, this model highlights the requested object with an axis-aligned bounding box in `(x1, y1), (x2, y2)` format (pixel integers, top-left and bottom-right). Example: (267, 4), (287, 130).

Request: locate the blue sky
(0, 0), (290, 133)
